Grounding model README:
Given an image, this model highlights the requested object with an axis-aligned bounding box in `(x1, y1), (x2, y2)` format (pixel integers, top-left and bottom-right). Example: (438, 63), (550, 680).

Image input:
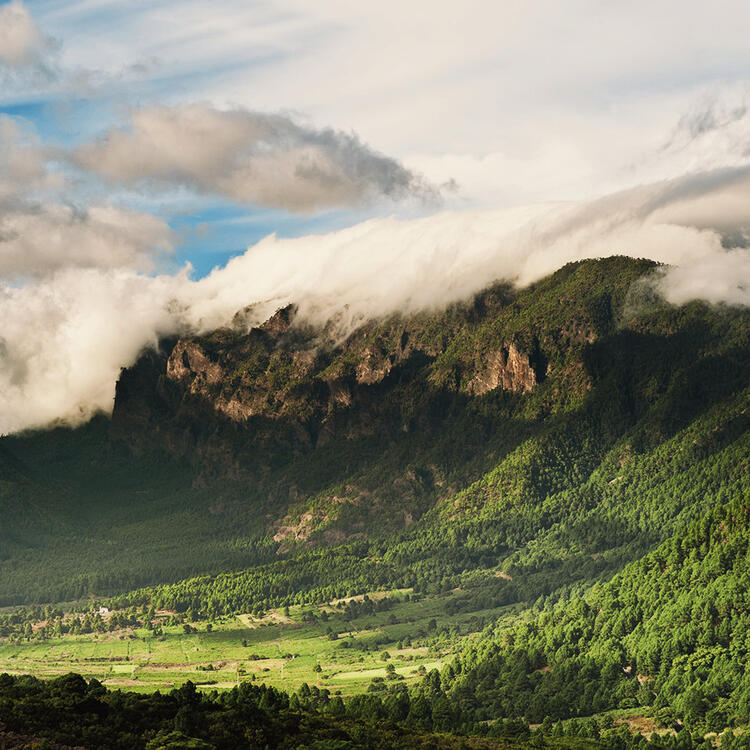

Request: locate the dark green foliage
(440, 495), (750, 733)
(2, 257), (748, 608)
(0, 418), (280, 604)
(0, 669), (746, 749)
(0, 672), (536, 749)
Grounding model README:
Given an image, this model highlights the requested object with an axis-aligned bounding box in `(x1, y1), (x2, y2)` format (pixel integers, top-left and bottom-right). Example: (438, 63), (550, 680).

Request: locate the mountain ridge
(0, 255), (747, 608)
(1, 255), (749, 744)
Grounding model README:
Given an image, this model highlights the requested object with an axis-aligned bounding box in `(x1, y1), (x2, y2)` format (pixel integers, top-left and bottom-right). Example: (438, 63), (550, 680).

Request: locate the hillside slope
(440, 493), (750, 733)
(0, 256), (748, 607)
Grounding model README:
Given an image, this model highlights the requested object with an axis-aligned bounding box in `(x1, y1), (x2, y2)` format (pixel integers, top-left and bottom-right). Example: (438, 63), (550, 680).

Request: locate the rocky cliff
(110, 257), (654, 502)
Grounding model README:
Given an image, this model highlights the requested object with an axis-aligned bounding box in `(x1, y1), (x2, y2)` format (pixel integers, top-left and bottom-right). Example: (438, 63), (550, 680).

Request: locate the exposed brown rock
(355, 344), (392, 385)
(327, 378), (352, 407)
(167, 340), (224, 390)
(273, 512), (318, 544)
(259, 303), (296, 337)
(470, 342), (542, 395)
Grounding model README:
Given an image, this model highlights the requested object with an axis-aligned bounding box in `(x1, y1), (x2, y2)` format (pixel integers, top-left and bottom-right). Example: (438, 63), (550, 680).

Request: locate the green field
(0, 589), (514, 696)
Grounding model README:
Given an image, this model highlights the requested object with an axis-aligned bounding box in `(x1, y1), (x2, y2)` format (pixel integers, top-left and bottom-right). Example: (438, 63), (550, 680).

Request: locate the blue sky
(0, 93), (387, 276)
(0, 74), (398, 278)
(1, 1), (450, 278)
(168, 205), (378, 278)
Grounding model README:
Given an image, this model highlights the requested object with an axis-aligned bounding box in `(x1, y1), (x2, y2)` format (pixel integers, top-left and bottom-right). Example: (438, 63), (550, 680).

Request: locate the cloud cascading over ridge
(2, 163), (750, 435)
(74, 105), (438, 211)
(3, 0), (750, 435)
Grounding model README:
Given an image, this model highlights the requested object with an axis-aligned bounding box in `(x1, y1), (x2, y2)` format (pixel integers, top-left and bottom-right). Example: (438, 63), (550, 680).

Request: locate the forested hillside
(439, 494), (750, 733)
(0, 256), (748, 746)
(1, 257), (747, 606)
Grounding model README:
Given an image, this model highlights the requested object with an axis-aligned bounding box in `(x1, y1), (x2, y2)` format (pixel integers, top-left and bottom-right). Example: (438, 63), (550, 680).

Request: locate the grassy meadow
(0, 589), (515, 695)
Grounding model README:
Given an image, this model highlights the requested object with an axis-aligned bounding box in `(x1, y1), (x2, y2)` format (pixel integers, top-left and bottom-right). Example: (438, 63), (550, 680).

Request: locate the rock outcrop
(104, 256), (667, 543)
(470, 342), (547, 395)
(112, 298), (555, 469)
(167, 339), (224, 390)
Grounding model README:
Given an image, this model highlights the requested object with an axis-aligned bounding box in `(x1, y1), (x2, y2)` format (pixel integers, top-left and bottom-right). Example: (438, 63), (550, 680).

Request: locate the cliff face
(162, 308), (318, 423)
(108, 256), (667, 543)
(113, 301), (546, 463)
(469, 342), (546, 395)
(112, 258), (658, 472)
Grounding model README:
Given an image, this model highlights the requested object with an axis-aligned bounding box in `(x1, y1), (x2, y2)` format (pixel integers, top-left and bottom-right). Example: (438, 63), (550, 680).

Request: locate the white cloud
(659, 249), (750, 307)
(3, 164), (750, 434)
(0, 0), (47, 67)
(0, 115), (173, 280)
(14, 1), (750, 206)
(74, 104), (436, 211)
(35, 0), (750, 202)
(3, 1), (750, 434)
(0, 203), (173, 280)
(0, 268), (186, 432)
(0, 115), (54, 200)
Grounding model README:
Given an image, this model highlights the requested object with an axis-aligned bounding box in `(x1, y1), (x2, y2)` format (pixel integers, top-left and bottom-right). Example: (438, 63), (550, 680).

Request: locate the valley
(0, 258), (748, 748)
(0, 590), (503, 695)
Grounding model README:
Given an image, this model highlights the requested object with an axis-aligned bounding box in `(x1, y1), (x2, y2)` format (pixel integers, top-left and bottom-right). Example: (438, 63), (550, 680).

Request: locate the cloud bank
(75, 105), (437, 211)
(2, 164), (750, 434)
(2, 1), (750, 436)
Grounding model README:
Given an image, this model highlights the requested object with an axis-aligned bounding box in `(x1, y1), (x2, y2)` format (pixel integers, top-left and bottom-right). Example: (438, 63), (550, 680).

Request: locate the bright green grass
(0, 590), (516, 695)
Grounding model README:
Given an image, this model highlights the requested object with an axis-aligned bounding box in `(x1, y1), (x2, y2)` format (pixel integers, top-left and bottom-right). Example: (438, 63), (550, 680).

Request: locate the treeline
(2, 670), (749, 750)
(0, 605), (181, 641)
(106, 545), (409, 619)
(0, 671), (534, 750)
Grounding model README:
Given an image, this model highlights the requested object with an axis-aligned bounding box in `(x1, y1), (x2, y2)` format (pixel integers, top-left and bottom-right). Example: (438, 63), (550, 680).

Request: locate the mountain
(2, 256), (748, 604)
(1, 256), (749, 746)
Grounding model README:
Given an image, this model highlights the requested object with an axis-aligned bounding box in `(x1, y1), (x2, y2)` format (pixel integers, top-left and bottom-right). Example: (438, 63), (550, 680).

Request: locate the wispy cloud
(0, 115), (54, 199)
